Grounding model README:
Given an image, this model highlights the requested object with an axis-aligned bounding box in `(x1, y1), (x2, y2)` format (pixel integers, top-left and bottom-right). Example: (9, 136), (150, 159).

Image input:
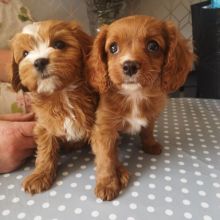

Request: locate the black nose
(123, 60), (141, 76)
(34, 58), (49, 72)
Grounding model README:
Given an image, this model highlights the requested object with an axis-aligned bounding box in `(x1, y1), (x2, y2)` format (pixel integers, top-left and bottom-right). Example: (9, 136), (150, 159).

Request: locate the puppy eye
(23, 50), (29, 57)
(52, 40), (66, 49)
(147, 40), (160, 52)
(109, 42), (119, 54)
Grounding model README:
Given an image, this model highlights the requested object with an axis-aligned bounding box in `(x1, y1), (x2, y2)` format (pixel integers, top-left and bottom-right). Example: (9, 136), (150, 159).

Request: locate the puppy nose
(123, 61), (140, 76)
(34, 58), (49, 72)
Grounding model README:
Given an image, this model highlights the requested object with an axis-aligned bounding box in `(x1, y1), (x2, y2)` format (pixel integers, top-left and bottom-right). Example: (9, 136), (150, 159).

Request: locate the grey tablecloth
(0, 98), (220, 220)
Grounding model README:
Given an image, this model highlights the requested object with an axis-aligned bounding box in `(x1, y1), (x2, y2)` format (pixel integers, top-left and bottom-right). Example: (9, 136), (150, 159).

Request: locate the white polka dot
(3, 173), (10, 177)
(180, 178), (188, 183)
(198, 191), (206, 196)
(184, 212), (192, 219)
(16, 175), (23, 180)
(164, 197), (173, 203)
(112, 200), (120, 206)
(70, 182), (77, 188)
(149, 174), (156, 179)
(179, 169), (186, 174)
(85, 184), (92, 190)
(64, 193), (72, 199)
(127, 217), (135, 220)
(201, 202), (209, 208)
(182, 199), (191, 205)
(80, 195), (87, 201)
(135, 172), (142, 177)
(67, 163), (74, 167)
(131, 192), (139, 197)
(194, 171), (202, 176)
(17, 212), (26, 219)
(147, 206), (155, 213)
(89, 175), (95, 180)
(148, 183), (156, 189)
(203, 215), (212, 220)
(213, 182), (220, 188)
(165, 209), (173, 216)
(216, 193), (220, 198)
(56, 181), (63, 186)
(0, 195), (5, 200)
(129, 203), (137, 210)
(91, 211), (99, 217)
(58, 205), (66, 211)
(27, 200), (35, 206)
(164, 176), (172, 181)
(74, 208), (82, 214)
(42, 202), (50, 208)
(7, 184), (15, 189)
(96, 198), (103, 204)
(196, 180), (204, 186)
(165, 185), (172, 191)
(2, 209), (10, 216)
(50, 191), (57, 196)
(76, 173), (82, 178)
(133, 181), (140, 186)
(148, 194), (155, 200)
(181, 188), (189, 194)
(210, 173), (217, 178)
(12, 197), (20, 203)
(62, 171), (69, 176)
(136, 164), (143, 168)
(34, 216), (42, 220)
(109, 214), (117, 220)
(80, 165), (87, 169)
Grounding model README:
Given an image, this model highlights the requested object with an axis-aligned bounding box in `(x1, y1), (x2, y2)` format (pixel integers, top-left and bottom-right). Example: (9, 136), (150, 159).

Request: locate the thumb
(18, 121), (36, 137)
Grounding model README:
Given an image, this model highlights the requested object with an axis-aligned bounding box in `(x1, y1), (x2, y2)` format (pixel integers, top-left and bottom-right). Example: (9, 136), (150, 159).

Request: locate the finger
(18, 121), (36, 137)
(0, 112), (35, 122)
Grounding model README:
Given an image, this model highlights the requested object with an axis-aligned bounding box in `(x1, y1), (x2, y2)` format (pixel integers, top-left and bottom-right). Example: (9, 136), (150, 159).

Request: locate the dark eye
(147, 40), (160, 52)
(23, 50), (29, 57)
(109, 42), (119, 54)
(52, 40), (66, 49)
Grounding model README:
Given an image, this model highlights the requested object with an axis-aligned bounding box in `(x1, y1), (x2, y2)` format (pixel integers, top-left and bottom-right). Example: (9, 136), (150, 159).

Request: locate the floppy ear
(86, 25), (110, 93)
(10, 53), (23, 92)
(162, 21), (195, 93)
(70, 21), (93, 57)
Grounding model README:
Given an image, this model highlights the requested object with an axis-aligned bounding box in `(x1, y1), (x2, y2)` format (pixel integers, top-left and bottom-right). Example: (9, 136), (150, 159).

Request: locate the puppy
(11, 20), (96, 194)
(87, 15), (195, 200)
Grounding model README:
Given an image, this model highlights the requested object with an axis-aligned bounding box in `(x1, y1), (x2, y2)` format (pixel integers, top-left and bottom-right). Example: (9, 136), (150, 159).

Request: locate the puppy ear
(87, 25), (110, 93)
(10, 53), (23, 92)
(162, 21), (195, 93)
(70, 21), (93, 57)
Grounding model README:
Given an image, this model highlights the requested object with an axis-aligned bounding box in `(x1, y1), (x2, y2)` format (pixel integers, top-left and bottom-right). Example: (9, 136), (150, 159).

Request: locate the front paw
(95, 176), (121, 201)
(142, 142), (162, 155)
(22, 172), (54, 194)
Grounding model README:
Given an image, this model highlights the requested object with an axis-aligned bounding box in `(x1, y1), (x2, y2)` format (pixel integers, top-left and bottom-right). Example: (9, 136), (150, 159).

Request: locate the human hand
(0, 113), (36, 173)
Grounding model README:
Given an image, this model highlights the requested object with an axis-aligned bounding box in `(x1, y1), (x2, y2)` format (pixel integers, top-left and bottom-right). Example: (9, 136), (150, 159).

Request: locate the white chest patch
(126, 102), (148, 134)
(121, 85), (148, 134)
(63, 117), (81, 141)
(62, 87), (85, 142)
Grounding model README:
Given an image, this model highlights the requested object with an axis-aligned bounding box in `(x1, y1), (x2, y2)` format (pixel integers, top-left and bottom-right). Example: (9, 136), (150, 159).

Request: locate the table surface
(0, 98), (220, 220)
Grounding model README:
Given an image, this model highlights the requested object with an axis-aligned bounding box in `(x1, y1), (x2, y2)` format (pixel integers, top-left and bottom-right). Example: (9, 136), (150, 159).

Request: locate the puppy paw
(95, 176), (121, 201)
(142, 142), (162, 155)
(22, 172), (54, 194)
(117, 165), (130, 188)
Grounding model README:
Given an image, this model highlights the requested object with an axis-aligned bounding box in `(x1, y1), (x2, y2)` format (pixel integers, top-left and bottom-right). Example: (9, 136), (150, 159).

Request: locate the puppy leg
(140, 120), (162, 155)
(22, 125), (59, 194)
(92, 126), (130, 201)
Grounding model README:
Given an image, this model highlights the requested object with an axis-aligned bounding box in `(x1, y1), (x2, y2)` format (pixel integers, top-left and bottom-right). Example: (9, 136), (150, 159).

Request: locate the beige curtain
(0, 0), (32, 48)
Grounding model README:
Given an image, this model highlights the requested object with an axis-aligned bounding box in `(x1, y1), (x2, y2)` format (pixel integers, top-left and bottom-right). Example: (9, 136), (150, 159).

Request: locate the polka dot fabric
(1, 98), (220, 220)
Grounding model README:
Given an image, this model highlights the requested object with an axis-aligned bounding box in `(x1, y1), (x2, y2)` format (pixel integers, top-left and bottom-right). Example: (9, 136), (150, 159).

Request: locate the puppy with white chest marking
(87, 15), (195, 200)
(10, 20), (97, 194)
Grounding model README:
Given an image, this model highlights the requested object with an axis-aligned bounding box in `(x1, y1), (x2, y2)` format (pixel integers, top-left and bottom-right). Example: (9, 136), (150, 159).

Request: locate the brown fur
(87, 15), (195, 200)
(10, 20), (97, 194)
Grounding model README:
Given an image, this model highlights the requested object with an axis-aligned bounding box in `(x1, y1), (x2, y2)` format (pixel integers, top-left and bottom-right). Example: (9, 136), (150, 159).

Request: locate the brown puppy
(11, 20), (96, 194)
(87, 15), (195, 200)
